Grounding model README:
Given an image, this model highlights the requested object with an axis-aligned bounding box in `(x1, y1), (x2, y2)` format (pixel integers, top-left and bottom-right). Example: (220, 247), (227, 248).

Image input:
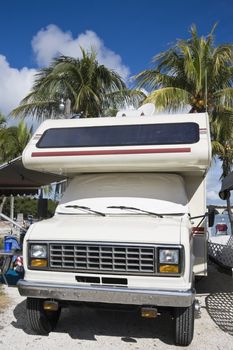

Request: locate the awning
(0, 156), (67, 195)
(219, 172), (233, 200)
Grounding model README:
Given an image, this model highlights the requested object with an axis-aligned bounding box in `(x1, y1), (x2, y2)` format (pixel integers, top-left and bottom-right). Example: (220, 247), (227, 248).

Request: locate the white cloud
(31, 25), (130, 80)
(207, 190), (221, 202)
(0, 25), (130, 117)
(0, 55), (36, 116)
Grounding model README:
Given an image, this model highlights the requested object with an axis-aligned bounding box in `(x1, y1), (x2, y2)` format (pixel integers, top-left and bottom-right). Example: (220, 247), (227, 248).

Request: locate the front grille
(49, 243), (156, 275)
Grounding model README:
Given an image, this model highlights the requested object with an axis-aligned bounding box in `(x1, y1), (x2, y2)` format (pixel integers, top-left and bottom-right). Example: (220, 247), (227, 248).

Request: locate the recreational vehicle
(18, 110), (212, 346)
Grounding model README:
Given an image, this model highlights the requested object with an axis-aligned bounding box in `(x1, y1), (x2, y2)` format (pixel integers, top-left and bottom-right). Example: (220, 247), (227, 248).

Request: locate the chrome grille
(49, 243), (156, 275)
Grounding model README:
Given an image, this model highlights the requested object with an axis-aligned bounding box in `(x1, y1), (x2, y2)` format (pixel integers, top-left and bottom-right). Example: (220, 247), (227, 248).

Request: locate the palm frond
(213, 87), (233, 107)
(144, 87), (191, 112)
(10, 100), (57, 120)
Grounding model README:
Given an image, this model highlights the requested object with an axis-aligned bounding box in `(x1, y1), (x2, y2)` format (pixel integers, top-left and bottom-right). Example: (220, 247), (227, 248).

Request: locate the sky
(0, 0), (233, 205)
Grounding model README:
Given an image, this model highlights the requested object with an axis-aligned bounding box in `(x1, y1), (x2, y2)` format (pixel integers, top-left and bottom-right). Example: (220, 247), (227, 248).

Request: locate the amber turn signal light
(31, 259), (48, 267)
(159, 264), (179, 273)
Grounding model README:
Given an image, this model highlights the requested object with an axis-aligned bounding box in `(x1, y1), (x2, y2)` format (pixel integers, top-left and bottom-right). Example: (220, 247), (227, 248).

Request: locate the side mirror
(219, 190), (231, 200)
(208, 205), (216, 227)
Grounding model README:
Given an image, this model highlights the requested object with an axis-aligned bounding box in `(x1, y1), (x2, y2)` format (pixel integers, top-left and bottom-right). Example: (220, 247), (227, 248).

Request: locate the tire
(174, 303), (194, 346)
(26, 298), (61, 335)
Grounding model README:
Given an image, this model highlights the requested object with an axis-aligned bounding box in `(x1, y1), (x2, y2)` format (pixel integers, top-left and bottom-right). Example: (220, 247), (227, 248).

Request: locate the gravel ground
(0, 262), (232, 350)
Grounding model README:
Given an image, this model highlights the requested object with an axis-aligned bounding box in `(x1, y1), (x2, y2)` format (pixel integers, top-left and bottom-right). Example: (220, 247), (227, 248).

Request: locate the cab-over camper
(18, 111), (212, 346)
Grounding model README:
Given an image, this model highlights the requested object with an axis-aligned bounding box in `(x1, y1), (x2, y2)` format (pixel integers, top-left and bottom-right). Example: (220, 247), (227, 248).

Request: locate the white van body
(18, 112), (211, 346)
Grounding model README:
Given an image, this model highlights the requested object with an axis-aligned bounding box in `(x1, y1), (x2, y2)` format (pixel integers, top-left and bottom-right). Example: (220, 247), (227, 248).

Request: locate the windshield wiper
(65, 205), (105, 217)
(107, 205), (163, 218)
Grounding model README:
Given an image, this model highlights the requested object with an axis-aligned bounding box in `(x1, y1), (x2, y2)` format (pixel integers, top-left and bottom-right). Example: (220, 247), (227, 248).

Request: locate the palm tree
(0, 113), (6, 127)
(135, 24), (233, 223)
(0, 119), (32, 214)
(11, 49), (144, 120)
(134, 24), (233, 122)
(212, 117), (233, 177)
(0, 121), (32, 162)
(0, 113), (7, 163)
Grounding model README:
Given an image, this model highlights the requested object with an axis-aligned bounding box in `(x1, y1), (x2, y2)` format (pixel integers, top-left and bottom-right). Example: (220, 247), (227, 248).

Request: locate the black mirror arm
(190, 213), (207, 220)
(190, 208), (216, 228)
(190, 213), (207, 228)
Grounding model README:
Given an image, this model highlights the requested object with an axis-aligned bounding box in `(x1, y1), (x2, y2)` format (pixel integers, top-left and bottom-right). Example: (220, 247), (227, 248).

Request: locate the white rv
(18, 111), (212, 346)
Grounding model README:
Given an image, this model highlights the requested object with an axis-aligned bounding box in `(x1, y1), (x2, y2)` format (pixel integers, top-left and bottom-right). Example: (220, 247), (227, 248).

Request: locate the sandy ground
(0, 262), (232, 350)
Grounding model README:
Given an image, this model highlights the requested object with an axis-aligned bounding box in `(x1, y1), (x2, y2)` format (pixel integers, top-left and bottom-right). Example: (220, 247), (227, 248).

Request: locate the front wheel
(174, 303), (194, 346)
(26, 298), (61, 335)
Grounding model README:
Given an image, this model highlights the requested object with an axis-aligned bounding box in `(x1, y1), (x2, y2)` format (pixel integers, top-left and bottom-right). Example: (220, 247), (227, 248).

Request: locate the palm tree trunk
(0, 196), (6, 213)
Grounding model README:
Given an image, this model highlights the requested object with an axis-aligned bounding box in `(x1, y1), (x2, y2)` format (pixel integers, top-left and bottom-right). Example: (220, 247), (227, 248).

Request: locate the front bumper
(17, 280), (195, 307)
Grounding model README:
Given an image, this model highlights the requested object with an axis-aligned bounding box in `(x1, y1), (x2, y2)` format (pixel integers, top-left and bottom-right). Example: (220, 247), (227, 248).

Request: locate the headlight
(29, 244), (48, 269)
(30, 244), (47, 258)
(158, 248), (180, 274)
(159, 249), (179, 264)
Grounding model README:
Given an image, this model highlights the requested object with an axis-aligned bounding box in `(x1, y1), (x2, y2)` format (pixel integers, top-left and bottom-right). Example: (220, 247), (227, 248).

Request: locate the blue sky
(1, 0), (232, 73)
(0, 0), (232, 204)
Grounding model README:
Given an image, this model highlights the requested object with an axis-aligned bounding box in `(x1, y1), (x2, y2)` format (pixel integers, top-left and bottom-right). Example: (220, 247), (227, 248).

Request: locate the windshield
(57, 173), (189, 215)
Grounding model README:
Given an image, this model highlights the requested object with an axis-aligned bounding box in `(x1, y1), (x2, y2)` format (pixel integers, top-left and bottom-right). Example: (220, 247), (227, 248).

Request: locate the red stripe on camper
(31, 148), (191, 157)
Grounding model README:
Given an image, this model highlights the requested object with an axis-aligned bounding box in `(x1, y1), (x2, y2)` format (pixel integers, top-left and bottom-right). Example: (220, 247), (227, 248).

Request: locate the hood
(27, 213), (185, 245)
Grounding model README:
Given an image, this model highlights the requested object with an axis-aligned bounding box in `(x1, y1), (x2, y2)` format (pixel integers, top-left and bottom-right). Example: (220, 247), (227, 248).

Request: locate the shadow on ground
(196, 261), (233, 337)
(11, 261), (232, 342)
(12, 300), (174, 344)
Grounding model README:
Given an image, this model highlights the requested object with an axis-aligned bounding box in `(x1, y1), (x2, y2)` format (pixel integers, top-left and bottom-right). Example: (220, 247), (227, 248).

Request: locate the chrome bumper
(17, 280), (195, 307)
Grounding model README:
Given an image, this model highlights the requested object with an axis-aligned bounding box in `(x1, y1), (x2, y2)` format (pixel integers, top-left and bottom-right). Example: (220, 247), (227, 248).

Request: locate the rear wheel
(174, 303), (194, 346)
(26, 298), (61, 335)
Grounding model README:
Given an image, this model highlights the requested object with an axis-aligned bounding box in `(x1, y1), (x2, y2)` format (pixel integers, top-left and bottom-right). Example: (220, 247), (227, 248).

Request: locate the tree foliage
(11, 49), (145, 120)
(135, 24), (233, 123)
(1, 196), (58, 218)
(0, 120), (32, 163)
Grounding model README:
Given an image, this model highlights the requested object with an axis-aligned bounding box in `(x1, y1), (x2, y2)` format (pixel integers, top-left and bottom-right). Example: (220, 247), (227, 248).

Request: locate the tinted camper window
(37, 123), (199, 148)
